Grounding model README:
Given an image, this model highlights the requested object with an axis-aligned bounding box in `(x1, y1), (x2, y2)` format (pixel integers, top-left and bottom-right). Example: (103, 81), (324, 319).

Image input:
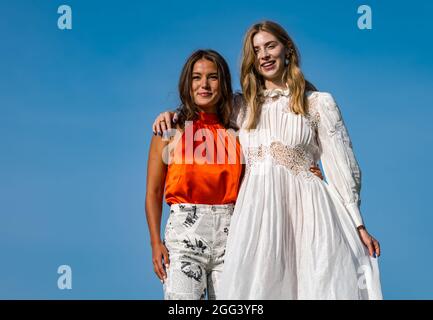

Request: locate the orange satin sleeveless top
(165, 112), (243, 205)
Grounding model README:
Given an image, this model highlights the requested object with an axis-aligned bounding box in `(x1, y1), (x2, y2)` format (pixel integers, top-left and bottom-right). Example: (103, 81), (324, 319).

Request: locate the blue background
(1, 0), (432, 299)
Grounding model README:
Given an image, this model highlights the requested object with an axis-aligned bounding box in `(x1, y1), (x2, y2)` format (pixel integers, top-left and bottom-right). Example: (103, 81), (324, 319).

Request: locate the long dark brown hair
(177, 49), (234, 129)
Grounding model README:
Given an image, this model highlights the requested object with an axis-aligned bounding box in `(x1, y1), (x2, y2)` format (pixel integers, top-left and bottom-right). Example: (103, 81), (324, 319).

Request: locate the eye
(192, 76), (200, 80)
(268, 45), (275, 49)
(209, 75), (218, 80)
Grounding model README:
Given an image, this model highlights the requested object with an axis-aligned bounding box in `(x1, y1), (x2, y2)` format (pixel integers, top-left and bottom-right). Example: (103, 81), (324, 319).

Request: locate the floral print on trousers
(163, 203), (233, 300)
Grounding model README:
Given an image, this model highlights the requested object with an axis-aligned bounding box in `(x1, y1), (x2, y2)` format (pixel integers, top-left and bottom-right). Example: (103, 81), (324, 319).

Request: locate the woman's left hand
(358, 227), (381, 258)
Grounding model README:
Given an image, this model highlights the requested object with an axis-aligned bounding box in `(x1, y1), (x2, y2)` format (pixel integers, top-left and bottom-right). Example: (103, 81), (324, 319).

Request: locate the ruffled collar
(197, 111), (219, 124)
(261, 87), (291, 98)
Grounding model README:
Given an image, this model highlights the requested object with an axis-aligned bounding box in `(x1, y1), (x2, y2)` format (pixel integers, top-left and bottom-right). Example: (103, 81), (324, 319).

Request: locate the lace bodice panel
(236, 91), (322, 175)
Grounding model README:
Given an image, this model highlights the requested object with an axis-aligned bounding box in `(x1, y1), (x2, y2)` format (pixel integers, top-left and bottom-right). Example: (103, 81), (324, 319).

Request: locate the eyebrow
(253, 40), (278, 48)
(192, 72), (218, 75)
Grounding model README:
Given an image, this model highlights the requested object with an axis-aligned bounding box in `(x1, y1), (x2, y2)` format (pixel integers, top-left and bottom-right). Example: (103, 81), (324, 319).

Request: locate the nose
(258, 47), (270, 61)
(200, 77), (210, 88)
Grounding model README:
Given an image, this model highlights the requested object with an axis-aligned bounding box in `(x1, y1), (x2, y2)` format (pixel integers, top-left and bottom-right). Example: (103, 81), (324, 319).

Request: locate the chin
(196, 100), (210, 107)
(197, 99), (211, 106)
(261, 71), (278, 79)
(264, 70), (285, 82)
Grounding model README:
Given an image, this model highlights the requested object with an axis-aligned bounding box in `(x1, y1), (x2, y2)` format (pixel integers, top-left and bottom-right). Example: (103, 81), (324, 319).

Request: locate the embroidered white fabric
(219, 90), (382, 300)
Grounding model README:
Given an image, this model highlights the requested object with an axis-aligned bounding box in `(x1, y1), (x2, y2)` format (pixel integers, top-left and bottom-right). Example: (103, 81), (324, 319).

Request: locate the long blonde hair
(241, 21), (317, 130)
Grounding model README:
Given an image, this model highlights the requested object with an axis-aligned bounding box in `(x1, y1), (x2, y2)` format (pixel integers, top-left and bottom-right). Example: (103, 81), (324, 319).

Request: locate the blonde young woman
(153, 21), (382, 299)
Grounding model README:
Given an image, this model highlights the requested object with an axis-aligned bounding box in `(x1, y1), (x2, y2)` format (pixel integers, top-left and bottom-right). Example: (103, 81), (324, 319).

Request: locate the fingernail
(158, 132), (162, 136)
(160, 279), (164, 284)
(153, 131), (156, 136)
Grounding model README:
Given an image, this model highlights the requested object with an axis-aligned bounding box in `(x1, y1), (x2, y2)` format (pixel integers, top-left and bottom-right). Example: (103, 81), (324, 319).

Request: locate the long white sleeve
(315, 92), (364, 227)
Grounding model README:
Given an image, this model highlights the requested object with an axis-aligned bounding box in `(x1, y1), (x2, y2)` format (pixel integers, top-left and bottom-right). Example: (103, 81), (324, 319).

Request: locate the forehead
(253, 31), (279, 46)
(192, 59), (217, 73)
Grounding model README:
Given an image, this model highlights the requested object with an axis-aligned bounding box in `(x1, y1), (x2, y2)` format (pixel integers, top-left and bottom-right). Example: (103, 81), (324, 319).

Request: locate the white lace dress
(218, 89), (382, 300)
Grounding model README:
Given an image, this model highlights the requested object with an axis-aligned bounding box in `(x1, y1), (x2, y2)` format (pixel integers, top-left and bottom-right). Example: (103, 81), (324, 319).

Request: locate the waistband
(170, 203), (235, 214)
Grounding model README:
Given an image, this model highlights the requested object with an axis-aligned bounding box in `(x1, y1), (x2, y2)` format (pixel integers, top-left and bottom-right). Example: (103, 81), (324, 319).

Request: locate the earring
(285, 56), (290, 66)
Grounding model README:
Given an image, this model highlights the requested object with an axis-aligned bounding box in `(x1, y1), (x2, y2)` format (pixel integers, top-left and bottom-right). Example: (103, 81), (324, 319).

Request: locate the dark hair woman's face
(191, 59), (220, 112)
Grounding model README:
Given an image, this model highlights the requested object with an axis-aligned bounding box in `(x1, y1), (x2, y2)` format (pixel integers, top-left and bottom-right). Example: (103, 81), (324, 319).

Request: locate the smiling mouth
(198, 92), (212, 97)
(261, 61), (276, 69)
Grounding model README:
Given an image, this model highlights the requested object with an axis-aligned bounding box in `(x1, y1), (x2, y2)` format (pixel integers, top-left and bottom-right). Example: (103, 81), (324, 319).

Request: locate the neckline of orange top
(196, 111), (220, 124)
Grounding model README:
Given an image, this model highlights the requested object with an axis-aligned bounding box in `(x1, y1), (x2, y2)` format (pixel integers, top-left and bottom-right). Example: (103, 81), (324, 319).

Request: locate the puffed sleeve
(315, 92), (364, 227)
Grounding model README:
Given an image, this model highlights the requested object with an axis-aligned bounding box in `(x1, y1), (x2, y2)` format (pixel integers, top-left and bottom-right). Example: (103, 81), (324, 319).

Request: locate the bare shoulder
(150, 134), (167, 151)
(150, 123), (182, 146)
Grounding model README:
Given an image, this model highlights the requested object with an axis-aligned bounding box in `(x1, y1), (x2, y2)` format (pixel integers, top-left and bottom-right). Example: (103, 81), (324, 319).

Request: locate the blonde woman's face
(252, 31), (288, 81)
(191, 59), (220, 112)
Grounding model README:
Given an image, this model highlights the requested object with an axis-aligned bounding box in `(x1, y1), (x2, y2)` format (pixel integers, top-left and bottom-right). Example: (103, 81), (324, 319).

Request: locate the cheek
(254, 63), (259, 72)
(254, 57), (260, 68)
(191, 82), (199, 93)
(271, 48), (285, 61)
(211, 81), (220, 93)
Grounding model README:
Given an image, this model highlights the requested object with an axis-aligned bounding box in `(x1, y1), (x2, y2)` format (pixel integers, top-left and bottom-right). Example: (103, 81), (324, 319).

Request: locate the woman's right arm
(145, 135), (170, 282)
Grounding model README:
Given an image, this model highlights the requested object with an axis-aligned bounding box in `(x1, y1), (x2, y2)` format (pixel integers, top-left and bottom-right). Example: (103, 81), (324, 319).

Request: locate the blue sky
(1, 0), (432, 299)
